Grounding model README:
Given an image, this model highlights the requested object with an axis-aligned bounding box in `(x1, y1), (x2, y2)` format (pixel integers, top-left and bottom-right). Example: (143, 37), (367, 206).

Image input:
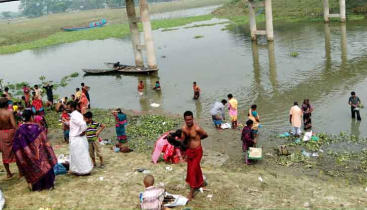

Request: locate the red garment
(32, 99), (43, 111)
(186, 146), (204, 189)
(0, 129), (16, 164)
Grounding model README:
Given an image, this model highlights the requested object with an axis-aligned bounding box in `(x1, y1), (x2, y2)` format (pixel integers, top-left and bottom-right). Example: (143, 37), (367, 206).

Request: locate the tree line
(15, 0), (173, 18)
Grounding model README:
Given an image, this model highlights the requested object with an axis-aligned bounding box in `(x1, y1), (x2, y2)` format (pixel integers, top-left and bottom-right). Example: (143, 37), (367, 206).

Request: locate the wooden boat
(82, 63), (158, 75)
(62, 19), (107, 31)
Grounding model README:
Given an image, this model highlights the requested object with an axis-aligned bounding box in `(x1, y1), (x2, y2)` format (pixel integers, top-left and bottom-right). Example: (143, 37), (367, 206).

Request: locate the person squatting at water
(348, 91), (362, 121)
(227, 94), (238, 129)
(193, 82), (200, 100)
(210, 99), (227, 130)
(241, 119), (257, 165)
(301, 99), (313, 130)
(248, 104), (260, 136)
(153, 81), (161, 91)
(181, 111), (208, 201)
(289, 102), (303, 137)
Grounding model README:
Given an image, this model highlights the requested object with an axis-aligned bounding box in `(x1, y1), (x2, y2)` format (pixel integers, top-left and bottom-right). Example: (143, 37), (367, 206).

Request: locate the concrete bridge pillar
(248, 0), (274, 41)
(340, 0), (346, 23)
(324, 0), (346, 23)
(265, 0), (274, 41)
(139, 0), (158, 69)
(248, 0), (257, 41)
(126, 0), (144, 67)
(323, 0), (330, 23)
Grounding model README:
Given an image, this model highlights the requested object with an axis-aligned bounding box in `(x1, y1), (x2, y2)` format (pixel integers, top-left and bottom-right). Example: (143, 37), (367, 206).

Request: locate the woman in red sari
(22, 85), (31, 104)
(79, 93), (89, 114)
(13, 110), (57, 191)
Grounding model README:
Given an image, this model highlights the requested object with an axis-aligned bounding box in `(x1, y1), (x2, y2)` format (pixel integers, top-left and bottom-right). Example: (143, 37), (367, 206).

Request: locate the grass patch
(194, 35), (204, 39)
(0, 15), (214, 54)
(290, 52), (299, 57)
(184, 21), (229, 29)
(0, 0), (226, 47)
(161, 28), (179, 32)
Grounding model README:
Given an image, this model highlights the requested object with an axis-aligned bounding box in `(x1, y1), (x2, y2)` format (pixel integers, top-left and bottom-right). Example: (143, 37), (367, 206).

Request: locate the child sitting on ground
(141, 175), (167, 210)
(83, 111), (106, 168)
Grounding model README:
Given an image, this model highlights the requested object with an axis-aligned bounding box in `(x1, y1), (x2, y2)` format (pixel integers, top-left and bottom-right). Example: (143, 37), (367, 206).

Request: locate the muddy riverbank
(0, 108), (366, 209)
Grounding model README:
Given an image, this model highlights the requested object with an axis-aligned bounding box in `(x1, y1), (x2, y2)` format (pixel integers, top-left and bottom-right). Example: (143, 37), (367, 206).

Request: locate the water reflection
(267, 42), (278, 93)
(324, 23), (332, 72)
(351, 119), (361, 137)
(194, 99), (202, 120)
(340, 23), (348, 65)
(251, 41), (261, 91)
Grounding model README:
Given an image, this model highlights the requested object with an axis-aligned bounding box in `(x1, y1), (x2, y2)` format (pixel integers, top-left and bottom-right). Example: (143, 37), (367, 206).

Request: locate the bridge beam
(248, 0), (274, 42)
(324, 0), (346, 23)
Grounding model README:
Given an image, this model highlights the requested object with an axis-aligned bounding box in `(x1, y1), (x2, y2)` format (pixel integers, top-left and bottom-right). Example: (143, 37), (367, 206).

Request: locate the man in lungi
(227, 94), (238, 129)
(181, 111), (208, 201)
(0, 97), (17, 178)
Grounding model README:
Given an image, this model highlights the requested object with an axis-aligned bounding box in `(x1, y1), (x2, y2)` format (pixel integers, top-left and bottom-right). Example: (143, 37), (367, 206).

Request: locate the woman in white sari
(66, 101), (93, 175)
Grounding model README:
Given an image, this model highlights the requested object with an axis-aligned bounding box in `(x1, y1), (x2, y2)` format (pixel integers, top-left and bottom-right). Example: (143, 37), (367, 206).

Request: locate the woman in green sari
(112, 109), (130, 152)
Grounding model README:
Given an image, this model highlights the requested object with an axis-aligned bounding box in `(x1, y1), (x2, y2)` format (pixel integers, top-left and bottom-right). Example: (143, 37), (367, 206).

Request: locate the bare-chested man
(0, 97), (17, 178)
(181, 110), (208, 201)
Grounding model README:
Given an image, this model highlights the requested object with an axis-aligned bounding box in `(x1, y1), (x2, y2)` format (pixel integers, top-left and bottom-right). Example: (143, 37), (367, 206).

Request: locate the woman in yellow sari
(248, 104), (260, 135)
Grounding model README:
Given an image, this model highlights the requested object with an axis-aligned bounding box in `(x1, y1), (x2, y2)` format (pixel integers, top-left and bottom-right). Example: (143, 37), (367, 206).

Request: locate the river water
(1, 6), (367, 136)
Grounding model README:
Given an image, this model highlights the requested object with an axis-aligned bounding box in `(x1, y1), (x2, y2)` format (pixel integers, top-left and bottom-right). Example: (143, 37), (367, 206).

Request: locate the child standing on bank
(83, 111), (106, 168)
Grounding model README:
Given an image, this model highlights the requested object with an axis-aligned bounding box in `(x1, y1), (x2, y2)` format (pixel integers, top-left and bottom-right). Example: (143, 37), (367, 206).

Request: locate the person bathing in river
(153, 81), (161, 91)
(138, 81), (145, 97)
(241, 119), (256, 165)
(193, 82), (200, 100)
(181, 111), (208, 201)
(248, 104), (260, 136)
(227, 94), (238, 129)
(348, 91), (362, 121)
(210, 99), (227, 130)
(302, 99), (313, 130)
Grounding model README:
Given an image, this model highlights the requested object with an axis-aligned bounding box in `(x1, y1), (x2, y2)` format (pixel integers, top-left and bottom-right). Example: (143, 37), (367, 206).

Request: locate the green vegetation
(215, 0), (367, 18)
(214, 0), (366, 26)
(161, 28), (179, 32)
(45, 110), (180, 153)
(271, 132), (367, 175)
(0, 0), (225, 48)
(194, 35), (204, 39)
(184, 21), (229, 29)
(290, 52), (299, 57)
(0, 15), (214, 54)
